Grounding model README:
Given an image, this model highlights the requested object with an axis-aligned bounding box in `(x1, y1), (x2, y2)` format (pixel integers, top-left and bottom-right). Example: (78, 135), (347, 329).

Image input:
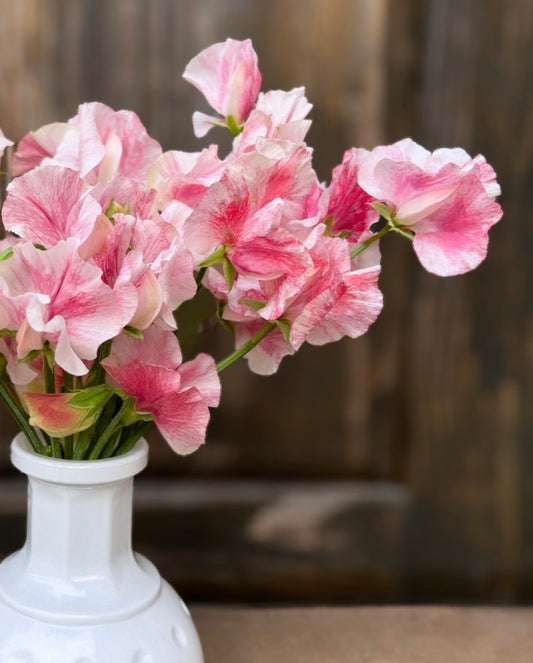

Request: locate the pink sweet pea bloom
(325, 148), (379, 240)
(102, 327), (220, 454)
(11, 122), (71, 176)
(357, 138), (503, 276)
(148, 145), (225, 208)
(0, 129), (13, 159)
(0, 240), (125, 375)
(184, 38), (262, 137)
(3, 166), (101, 247)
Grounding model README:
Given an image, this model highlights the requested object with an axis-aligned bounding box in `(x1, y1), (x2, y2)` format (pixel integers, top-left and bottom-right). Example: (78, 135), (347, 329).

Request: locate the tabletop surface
(192, 605), (533, 663)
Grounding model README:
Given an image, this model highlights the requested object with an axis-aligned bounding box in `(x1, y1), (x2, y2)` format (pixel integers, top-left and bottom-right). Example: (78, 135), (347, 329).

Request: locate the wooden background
(0, 0), (531, 603)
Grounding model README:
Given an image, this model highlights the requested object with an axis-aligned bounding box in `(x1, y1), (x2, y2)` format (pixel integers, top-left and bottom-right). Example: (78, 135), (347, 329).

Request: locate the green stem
(88, 399), (129, 460)
(0, 380), (48, 454)
(84, 339), (113, 388)
(113, 421), (153, 457)
(350, 224), (392, 260)
(216, 321), (276, 373)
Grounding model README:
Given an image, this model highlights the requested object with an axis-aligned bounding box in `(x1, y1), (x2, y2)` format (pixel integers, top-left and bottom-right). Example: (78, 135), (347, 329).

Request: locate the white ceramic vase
(0, 433), (204, 663)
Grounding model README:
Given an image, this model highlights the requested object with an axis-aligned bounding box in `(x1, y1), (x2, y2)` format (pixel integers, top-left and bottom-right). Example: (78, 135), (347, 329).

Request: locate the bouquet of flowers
(0, 38), (502, 461)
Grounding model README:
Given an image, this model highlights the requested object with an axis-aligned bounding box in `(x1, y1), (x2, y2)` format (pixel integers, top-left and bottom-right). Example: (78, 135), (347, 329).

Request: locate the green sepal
(226, 115), (243, 137)
(123, 325), (144, 339)
(120, 396), (154, 428)
(106, 199), (128, 219)
(370, 202), (394, 222)
(223, 257), (236, 291)
(0, 328), (17, 339)
(275, 318), (291, 343)
(199, 245), (226, 268)
(392, 226), (415, 240)
(240, 298), (267, 311)
(0, 247), (13, 262)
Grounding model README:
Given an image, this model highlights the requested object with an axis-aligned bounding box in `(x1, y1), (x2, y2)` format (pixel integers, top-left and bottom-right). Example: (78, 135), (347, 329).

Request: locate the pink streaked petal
(178, 353), (221, 407)
(411, 176), (503, 276)
(291, 266), (383, 348)
(235, 321), (294, 376)
(326, 147), (379, 240)
(154, 387), (212, 455)
(11, 123), (70, 175)
(106, 326), (183, 370)
(3, 166), (101, 247)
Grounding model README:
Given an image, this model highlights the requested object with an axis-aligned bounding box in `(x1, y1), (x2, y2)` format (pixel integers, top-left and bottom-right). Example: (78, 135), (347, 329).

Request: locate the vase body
(0, 433), (203, 663)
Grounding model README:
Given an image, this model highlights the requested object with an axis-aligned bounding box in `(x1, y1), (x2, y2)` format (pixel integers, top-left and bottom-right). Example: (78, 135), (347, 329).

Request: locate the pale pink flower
(357, 138), (503, 276)
(3, 166), (101, 248)
(0, 240), (124, 375)
(184, 140), (318, 263)
(184, 38), (262, 137)
(11, 122), (71, 176)
(325, 148), (379, 240)
(148, 145), (225, 208)
(102, 327), (220, 454)
(235, 87), (313, 153)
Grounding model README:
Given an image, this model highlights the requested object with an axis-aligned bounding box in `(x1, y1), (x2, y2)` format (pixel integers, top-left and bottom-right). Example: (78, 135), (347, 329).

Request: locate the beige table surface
(192, 606), (533, 663)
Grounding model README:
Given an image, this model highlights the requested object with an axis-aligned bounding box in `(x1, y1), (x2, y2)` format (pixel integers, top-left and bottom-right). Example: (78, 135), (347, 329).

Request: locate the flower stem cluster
(0, 39), (502, 459)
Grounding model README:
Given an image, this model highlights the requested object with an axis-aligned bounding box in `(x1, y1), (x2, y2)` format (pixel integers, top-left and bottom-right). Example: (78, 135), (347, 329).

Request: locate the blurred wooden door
(0, 0), (530, 602)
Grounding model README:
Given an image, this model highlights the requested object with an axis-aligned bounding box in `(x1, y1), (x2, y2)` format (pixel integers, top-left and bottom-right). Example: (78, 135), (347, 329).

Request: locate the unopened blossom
(183, 38), (262, 137)
(102, 326), (220, 454)
(357, 138), (503, 276)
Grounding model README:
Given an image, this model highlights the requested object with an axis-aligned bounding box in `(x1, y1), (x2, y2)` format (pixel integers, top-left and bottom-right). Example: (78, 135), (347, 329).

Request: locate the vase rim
(10, 432), (149, 484)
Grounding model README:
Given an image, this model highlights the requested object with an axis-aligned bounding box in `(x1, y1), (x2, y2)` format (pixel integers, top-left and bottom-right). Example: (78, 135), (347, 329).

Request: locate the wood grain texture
(0, 0), (530, 601)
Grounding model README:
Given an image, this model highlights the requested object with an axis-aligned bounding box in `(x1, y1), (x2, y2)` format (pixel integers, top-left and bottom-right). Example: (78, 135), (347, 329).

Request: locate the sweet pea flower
(12, 103), (162, 185)
(102, 326), (220, 454)
(184, 38), (262, 137)
(357, 138), (503, 276)
(0, 240), (125, 376)
(148, 145), (225, 208)
(11, 122), (71, 176)
(325, 147), (380, 241)
(3, 166), (101, 247)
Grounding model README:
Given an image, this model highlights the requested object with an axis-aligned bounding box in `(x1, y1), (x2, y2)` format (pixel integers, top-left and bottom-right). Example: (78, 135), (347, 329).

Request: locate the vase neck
(26, 475), (134, 582)
(0, 437), (160, 624)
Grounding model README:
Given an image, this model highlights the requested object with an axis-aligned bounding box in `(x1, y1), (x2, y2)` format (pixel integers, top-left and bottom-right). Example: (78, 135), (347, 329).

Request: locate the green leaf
(68, 384), (115, 411)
